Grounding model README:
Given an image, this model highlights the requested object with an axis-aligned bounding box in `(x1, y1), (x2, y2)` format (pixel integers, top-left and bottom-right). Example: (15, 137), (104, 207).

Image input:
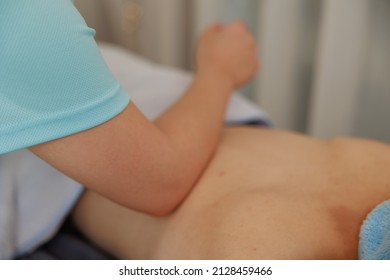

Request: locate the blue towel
(359, 200), (390, 259)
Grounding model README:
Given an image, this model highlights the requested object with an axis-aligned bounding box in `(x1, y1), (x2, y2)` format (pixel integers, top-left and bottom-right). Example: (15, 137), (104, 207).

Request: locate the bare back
(72, 126), (390, 259)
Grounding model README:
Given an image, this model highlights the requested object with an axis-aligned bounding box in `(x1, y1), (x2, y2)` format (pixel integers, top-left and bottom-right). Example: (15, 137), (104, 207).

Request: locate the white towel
(0, 151), (83, 259)
(0, 44), (271, 259)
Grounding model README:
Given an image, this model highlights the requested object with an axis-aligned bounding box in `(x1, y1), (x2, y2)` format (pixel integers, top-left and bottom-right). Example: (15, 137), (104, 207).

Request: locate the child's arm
(30, 22), (259, 216)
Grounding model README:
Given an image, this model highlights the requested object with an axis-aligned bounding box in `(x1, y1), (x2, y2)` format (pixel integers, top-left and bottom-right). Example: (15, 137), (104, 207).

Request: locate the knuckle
(246, 35), (255, 44)
(229, 20), (246, 31)
(243, 36), (256, 49)
(234, 20), (246, 27)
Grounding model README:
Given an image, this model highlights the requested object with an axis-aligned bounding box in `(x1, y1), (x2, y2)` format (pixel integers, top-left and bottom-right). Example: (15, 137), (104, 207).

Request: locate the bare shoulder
(333, 135), (390, 159)
(222, 126), (390, 162)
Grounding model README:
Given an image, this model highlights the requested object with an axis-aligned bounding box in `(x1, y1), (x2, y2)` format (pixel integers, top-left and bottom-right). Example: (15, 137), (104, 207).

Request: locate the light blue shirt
(0, 0), (130, 155)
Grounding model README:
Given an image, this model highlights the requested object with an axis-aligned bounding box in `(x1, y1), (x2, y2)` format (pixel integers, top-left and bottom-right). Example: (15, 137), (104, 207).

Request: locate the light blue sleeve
(0, 0), (130, 155)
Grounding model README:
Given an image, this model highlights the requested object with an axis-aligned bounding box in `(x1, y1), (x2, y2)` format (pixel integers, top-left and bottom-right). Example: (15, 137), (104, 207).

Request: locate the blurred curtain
(75, 0), (390, 141)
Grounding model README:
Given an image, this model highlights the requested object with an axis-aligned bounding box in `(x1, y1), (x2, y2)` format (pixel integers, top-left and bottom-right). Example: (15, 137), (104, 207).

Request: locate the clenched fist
(196, 21), (259, 90)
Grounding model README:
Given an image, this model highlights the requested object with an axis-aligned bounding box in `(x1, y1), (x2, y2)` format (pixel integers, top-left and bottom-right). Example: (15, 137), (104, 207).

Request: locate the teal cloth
(0, 0), (130, 155)
(359, 200), (390, 260)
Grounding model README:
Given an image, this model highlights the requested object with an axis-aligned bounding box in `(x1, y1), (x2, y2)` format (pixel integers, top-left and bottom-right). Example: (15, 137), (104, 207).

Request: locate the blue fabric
(359, 200), (390, 259)
(0, 0), (130, 155)
(18, 232), (113, 260)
